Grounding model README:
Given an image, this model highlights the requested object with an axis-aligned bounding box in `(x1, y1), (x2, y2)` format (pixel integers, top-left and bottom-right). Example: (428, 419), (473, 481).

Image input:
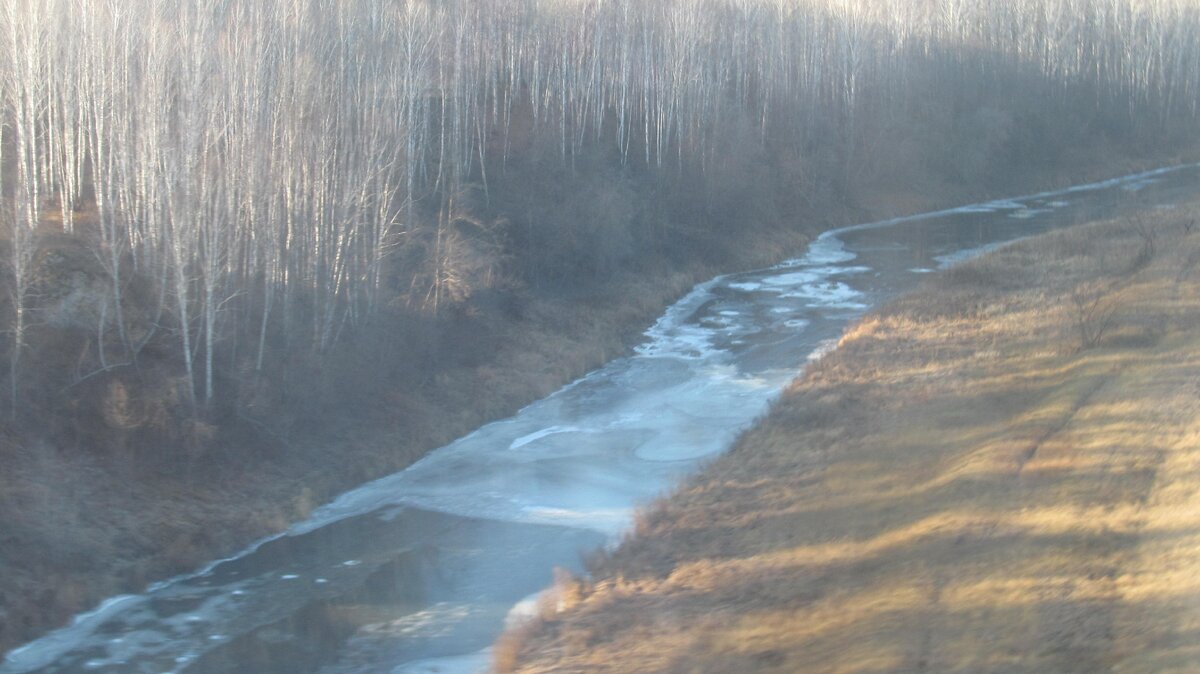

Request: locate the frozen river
(4, 164), (1198, 673)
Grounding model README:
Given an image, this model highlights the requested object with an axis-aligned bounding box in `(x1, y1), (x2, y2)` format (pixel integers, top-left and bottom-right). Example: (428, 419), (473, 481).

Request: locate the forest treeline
(0, 0), (1197, 439)
(1, 0), (1199, 653)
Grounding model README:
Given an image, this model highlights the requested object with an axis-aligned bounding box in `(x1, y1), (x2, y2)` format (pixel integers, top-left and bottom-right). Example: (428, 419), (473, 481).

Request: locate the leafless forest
(0, 0), (1197, 425)
(1, 0), (1200, 656)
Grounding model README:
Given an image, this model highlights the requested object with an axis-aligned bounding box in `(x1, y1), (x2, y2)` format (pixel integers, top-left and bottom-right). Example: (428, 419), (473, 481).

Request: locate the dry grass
(0, 154), (1189, 655)
(503, 203), (1200, 673)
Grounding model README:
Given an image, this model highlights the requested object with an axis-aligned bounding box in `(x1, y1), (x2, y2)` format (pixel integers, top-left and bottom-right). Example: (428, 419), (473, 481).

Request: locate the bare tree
(1, 0), (1197, 411)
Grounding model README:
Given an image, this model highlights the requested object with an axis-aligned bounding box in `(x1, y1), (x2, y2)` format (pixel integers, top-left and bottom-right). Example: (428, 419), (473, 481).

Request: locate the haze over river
(4, 165), (1198, 674)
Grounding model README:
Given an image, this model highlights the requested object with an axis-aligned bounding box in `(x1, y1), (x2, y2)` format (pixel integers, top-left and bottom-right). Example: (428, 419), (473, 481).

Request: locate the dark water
(4, 164), (1197, 674)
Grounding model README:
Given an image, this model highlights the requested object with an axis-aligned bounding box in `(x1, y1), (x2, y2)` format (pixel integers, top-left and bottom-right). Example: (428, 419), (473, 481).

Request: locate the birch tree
(1, 0), (1197, 412)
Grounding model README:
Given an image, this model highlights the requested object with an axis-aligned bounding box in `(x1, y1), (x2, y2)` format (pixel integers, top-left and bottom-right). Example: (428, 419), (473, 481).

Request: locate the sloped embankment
(503, 203), (1200, 672)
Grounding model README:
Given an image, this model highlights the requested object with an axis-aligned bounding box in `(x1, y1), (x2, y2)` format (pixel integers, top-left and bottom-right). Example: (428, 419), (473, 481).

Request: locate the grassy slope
(0, 152), (1189, 654)
(504, 202), (1200, 672)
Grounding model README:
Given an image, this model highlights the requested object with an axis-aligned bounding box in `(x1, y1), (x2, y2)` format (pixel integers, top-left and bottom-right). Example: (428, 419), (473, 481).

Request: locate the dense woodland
(0, 0), (1198, 451)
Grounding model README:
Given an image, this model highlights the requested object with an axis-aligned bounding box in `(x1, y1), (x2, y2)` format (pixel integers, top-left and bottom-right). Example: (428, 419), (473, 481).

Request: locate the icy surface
(3, 164), (1197, 674)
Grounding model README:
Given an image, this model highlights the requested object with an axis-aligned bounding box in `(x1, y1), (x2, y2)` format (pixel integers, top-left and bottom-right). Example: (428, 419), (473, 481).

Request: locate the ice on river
(5, 162), (1198, 674)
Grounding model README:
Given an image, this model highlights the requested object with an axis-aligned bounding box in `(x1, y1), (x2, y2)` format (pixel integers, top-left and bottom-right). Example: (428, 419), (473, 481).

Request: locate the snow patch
(508, 426), (582, 450)
(518, 506), (632, 535)
(807, 339), (840, 362)
(761, 271), (819, 287)
(728, 281), (762, 292)
(780, 281), (866, 309)
(950, 204), (1002, 214)
(1007, 208), (1049, 219)
(983, 198), (1024, 210)
(635, 279), (724, 361)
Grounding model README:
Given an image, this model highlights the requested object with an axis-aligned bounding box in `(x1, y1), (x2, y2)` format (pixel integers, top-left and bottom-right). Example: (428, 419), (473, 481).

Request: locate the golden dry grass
(503, 203), (1200, 673)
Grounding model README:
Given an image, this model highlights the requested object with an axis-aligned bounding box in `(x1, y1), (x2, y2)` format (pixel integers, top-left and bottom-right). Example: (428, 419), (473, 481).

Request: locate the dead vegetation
(0, 203), (821, 654)
(501, 202), (1200, 673)
(1070, 282), (1118, 350)
(2, 146), (1159, 656)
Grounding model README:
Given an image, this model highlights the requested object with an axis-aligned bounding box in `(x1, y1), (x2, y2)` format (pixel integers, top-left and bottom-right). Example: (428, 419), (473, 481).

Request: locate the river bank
(1, 155), (1193, 659)
(501, 194), (1200, 672)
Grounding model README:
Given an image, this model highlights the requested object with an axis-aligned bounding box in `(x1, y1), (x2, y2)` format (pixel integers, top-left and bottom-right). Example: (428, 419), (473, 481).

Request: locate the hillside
(502, 202), (1200, 672)
(0, 203), (814, 652)
(4, 0), (1200, 660)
